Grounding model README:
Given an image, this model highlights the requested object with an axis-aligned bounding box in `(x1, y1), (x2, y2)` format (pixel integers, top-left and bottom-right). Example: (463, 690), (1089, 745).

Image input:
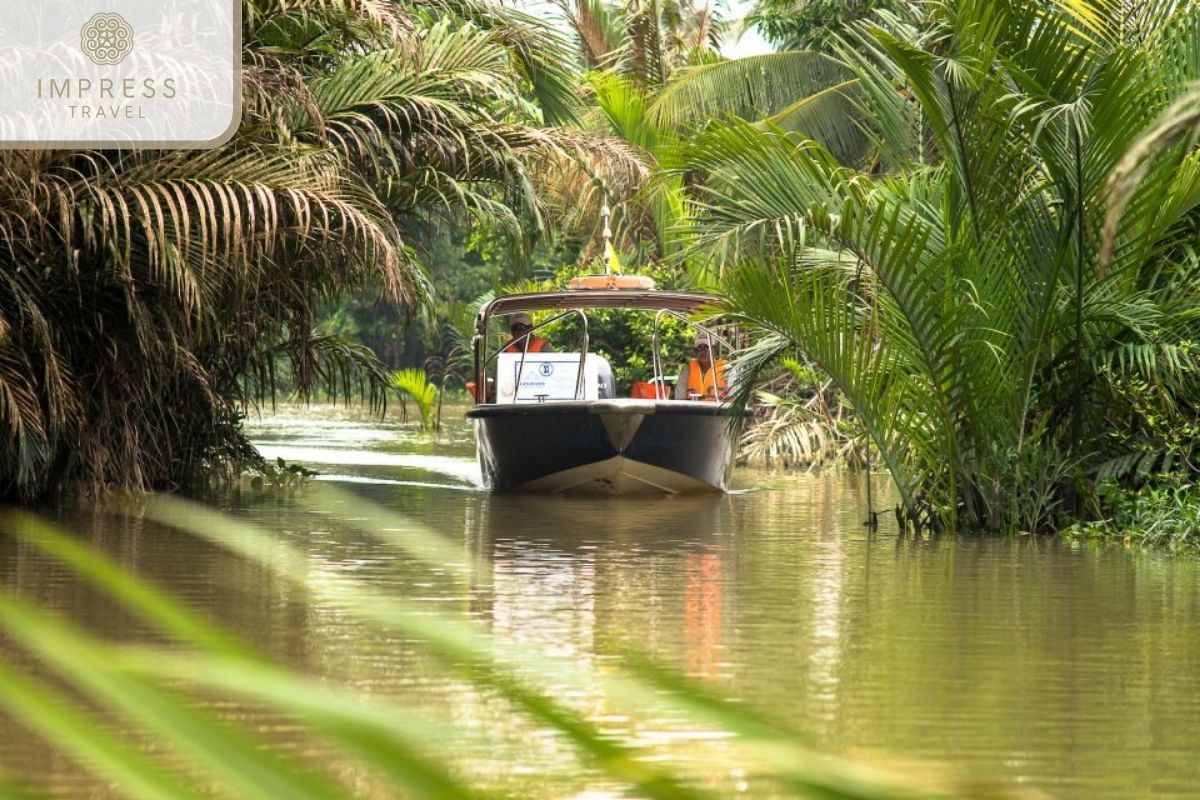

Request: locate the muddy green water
(2, 407), (1199, 798)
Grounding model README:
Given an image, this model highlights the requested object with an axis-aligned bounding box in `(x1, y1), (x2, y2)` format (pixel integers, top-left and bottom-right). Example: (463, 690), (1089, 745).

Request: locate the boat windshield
(470, 293), (734, 405)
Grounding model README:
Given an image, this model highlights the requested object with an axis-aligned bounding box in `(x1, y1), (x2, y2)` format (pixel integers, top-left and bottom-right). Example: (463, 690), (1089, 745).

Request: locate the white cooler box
(496, 352), (608, 403)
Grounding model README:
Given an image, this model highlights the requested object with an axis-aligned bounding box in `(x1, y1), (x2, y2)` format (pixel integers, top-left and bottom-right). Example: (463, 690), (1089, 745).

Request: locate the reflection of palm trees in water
(684, 551), (724, 681)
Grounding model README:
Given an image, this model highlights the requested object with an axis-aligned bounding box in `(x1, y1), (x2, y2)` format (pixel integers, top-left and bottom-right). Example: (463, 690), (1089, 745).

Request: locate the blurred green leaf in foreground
(0, 490), (1030, 799)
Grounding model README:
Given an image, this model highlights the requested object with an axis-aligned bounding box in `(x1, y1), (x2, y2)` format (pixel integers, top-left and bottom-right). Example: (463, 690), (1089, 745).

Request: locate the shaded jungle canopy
(5, 0), (1200, 539)
(0, 0), (642, 499)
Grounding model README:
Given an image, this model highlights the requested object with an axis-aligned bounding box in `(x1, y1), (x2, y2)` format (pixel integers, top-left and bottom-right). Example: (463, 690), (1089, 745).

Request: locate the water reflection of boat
(466, 283), (741, 495)
(465, 493), (730, 647)
(469, 492), (728, 549)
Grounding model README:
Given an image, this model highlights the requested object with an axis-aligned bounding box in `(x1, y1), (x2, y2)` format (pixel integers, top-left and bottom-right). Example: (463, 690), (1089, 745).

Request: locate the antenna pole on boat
(601, 202), (613, 276)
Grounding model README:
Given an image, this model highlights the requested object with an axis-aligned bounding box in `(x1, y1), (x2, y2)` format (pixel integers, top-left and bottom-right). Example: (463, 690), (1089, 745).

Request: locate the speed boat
(466, 275), (741, 495)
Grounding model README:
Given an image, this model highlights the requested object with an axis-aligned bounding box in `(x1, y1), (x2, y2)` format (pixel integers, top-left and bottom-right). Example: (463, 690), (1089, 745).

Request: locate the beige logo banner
(0, 0), (241, 149)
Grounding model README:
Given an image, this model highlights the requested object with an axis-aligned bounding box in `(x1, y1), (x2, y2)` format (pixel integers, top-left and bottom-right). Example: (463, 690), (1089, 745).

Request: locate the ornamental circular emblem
(538, 363), (555, 377)
(80, 13), (134, 66)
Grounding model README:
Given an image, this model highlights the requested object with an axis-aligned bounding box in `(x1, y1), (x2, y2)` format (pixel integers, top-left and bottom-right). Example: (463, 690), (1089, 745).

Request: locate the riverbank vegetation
(701, 2), (1200, 532)
(1067, 475), (1200, 554)
(3, 0), (1200, 541)
(0, 0), (638, 501)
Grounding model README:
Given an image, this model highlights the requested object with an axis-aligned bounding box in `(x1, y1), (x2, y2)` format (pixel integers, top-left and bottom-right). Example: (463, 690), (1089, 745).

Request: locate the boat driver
(503, 312), (553, 353)
(674, 331), (728, 401)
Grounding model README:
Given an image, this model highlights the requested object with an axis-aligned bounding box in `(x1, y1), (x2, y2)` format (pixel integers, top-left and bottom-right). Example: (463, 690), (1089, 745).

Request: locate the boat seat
(631, 377), (674, 399)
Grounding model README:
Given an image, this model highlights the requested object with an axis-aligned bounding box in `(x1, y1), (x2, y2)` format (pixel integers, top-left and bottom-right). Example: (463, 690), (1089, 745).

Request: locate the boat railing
(650, 310), (735, 402)
(477, 308), (590, 403)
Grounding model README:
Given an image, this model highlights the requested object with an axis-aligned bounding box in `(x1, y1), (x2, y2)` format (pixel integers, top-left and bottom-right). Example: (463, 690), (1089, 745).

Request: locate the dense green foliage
(7, 0), (1200, 541)
(688, 1), (1200, 531)
(748, 0), (893, 52)
(1069, 475), (1200, 553)
(0, 0), (639, 499)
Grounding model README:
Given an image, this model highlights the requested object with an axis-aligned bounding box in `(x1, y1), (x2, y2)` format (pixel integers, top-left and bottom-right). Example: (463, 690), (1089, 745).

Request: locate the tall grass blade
(118, 651), (494, 800)
(0, 661), (206, 800)
(0, 596), (354, 800)
(146, 497), (716, 800)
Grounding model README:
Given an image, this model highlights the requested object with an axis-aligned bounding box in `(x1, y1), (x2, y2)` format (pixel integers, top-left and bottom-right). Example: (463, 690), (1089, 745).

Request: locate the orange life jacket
(686, 358), (727, 401)
(504, 336), (547, 354)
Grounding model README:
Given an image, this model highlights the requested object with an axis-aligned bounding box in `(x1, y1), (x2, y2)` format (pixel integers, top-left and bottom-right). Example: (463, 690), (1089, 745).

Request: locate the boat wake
(254, 444), (482, 487)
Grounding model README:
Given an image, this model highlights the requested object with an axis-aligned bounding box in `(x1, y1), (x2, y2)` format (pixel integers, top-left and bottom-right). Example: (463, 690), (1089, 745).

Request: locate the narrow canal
(2, 406), (1198, 798)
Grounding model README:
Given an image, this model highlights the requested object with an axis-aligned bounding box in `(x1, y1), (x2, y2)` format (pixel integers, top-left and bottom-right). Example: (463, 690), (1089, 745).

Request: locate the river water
(2, 406), (1199, 798)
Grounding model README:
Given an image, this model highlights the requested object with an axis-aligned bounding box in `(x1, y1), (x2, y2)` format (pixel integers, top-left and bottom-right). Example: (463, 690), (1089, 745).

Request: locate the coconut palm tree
(747, 0), (895, 53)
(0, 0), (640, 500)
(681, 0), (1200, 531)
(552, 0), (874, 278)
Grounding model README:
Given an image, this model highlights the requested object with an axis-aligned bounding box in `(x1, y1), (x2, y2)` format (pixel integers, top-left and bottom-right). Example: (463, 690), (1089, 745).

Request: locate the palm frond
(651, 51), (846, 120)
(393, 367), (438, 429)
(556, 0), (628, 70)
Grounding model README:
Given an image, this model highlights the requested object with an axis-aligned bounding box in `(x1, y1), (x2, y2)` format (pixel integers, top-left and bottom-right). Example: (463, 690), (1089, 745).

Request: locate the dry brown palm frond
(244, 0), (411, 38)
(516, 126), (651, 249)
(740, 379), (862, 470)
(0, 348), (52, 491)
(67, 147), (409, 305)
(241, 56), (326, 139)
(553, 0), (628, 71)
(1102, 86), (1200, 275)
(0, 0), (612, 499)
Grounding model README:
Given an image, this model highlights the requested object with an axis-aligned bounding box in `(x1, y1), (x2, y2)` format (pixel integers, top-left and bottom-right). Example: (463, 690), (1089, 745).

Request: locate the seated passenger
(674, 332), (728, 402)
(593, 354), (615, 399)
(503, 312), (552, 353)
